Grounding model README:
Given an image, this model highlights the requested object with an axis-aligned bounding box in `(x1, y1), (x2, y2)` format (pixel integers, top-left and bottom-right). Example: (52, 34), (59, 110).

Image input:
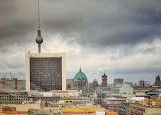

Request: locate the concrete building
(101, 97), (126, 113)
(114, 78), (124, 86)
(118, 84), (133, 94)
(118, 102), (130, 115)
(0, 92), (28, 104)
(27, 90), (92, 107)
(26, 53), (66, 91)
(129, 101), (161, 115)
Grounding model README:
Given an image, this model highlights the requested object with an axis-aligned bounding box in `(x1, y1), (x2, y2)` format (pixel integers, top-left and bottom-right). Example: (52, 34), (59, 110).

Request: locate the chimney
(14, 78), (17, 89)
(3, 80), (5, 88)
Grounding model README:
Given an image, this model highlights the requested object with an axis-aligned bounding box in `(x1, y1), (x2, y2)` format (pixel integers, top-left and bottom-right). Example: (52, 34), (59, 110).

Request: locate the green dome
(74, 71), (87, 81)
(93, 79), (98, 82)
(73, 67), (88, 89)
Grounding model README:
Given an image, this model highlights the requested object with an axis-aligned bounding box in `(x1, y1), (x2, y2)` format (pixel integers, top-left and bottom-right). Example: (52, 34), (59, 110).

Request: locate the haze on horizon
(0, 0), (161, 84)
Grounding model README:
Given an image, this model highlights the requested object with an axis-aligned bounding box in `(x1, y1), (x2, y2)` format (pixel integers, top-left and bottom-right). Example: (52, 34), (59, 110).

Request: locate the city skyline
(0, 0), (161, 84)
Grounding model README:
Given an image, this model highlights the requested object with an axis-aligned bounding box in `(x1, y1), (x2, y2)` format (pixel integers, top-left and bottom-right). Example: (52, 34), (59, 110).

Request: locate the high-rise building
(138, 80), (149, 87)
(26, 0), (66, 91)
(154, 75), (161, 86)
(26, 53), (66, 91)
(102, 73), (107, 87)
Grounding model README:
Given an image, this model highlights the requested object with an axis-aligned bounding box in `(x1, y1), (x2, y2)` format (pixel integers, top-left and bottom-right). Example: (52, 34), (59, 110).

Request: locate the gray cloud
(0, 0), (161, 82)
(1, 0), (161, 47)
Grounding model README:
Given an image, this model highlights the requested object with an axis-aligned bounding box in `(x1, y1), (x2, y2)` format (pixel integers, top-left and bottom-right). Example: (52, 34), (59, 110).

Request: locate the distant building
(118, 102), (130, 115)
(73, 67), (88, 90)
(26, 53), (66, 91)
(134, 87), (161, 96)
(129, 100), (161, 115)
(102, 73), (107, 87)
(114, 78), (124, 86)
(125, 81), (134, 87)
(101, 97), (126, 113)
(117, 84), (133, 94)
(0, 78), (25, 90)
(154, 75), (161, 87)
(90, 79), (99, 90)
(96, 84), (133, 95)
(138, 80), (148, 87)
(66, 79), (74, 90)
(0, 92), (28, 104)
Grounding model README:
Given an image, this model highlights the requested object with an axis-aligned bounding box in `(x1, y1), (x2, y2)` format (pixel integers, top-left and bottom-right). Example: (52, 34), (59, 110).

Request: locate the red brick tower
(102, 73), (107, 87)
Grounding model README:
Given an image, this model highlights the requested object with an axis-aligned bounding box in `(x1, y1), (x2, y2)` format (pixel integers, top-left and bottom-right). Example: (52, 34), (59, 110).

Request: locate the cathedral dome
(93, 79), (98, 82)
(74, 67), (88, 88)
(74, 68), (87, 81)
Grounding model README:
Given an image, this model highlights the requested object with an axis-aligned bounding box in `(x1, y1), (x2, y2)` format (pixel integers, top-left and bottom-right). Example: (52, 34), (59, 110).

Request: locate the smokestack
(14, 78), (17, 89)
(3, 80), (5, 88)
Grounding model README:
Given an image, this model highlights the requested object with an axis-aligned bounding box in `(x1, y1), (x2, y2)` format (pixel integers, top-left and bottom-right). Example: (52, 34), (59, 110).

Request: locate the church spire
(79, 65), (82, 72)
(36, 0), (43, 53)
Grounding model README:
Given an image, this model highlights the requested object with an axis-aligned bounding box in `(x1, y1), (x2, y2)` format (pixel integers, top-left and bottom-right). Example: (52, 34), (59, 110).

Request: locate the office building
(26, 53), (66, 91)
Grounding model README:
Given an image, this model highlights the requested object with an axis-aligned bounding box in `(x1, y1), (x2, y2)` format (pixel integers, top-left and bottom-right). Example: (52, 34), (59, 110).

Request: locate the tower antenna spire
(36, 0), (43, 53)
(38, 0), (41, 30)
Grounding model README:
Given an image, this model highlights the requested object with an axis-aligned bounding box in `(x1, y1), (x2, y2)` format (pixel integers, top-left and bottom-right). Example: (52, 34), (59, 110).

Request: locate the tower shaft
(38, 44), (41, 53)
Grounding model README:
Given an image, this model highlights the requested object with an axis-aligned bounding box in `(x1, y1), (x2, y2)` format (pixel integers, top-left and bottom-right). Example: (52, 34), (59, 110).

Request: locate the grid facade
(30, 57), (62, 91)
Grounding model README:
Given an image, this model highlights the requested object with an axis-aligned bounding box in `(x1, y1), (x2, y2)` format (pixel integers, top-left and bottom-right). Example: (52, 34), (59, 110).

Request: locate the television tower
(36, 0), (43, 53)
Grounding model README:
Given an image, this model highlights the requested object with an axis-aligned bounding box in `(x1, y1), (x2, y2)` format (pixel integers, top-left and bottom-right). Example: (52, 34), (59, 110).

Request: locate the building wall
(26, 53), (66, 91)
(0, 78), (25, 90)
(0, 92), (28, 104)
(119, 84), (133, 94)
(0, 104), (43, 111)
(145, 108), (161, 114)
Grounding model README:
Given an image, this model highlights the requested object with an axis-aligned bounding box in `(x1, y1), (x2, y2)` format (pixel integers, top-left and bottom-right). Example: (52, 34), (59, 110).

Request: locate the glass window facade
(30, 57), (62, 91)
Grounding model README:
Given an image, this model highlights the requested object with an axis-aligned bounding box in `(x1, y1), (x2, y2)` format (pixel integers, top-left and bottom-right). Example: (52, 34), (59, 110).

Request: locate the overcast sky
(0, 0), (161, 84)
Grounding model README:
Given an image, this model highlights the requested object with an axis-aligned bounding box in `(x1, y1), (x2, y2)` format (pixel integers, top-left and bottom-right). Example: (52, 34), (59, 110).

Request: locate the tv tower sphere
(36, 30), (43, 44)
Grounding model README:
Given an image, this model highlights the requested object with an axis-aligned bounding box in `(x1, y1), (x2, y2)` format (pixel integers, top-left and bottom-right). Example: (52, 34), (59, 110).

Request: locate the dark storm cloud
(0, 0), (161, 48)
(0, 0), (36, 47)
(39, 0), (161, 48)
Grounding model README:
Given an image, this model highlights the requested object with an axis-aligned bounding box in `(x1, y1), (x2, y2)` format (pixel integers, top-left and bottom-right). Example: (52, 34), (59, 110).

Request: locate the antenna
(38, 0), (41, 30)
(36, 0), (43, 53)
